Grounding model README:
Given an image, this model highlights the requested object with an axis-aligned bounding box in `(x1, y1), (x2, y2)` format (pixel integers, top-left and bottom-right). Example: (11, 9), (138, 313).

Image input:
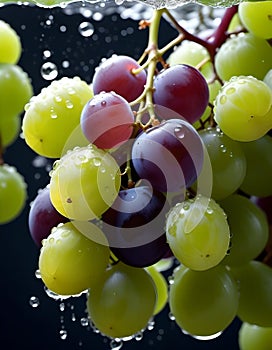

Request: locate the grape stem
(130, 6), (238, 128)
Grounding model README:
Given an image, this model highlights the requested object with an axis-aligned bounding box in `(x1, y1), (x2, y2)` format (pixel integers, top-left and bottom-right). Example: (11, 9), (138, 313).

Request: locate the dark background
(0, 3), (241, 349)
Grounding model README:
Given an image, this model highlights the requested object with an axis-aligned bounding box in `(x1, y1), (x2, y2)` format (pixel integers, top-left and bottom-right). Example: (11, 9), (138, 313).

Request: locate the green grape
(166, 195), (230, 271)
(238, 1), (272, 39)
(49, 145), (121, 221)
(239, 322), (272, 350)
(39, 222), (110, 296)
(239, 135), (272, 196)
(214, 33), (272, 81)
(219, 194), (269, 266)
(0, 114), (20, 148)
(264, 69), (272, 90)
(22, 76), (93, 158)
(0, 164), (27, 224)
(0, 20), (21, 64)
(199, 127), (247, 200)
(169, 264), (239, 337)
(0, 63), (33, 118)
(87, 262), (157, 339)
(214, 75), (272, 142)
(146, 265), (168, 315)
(230, 261), (272, 327)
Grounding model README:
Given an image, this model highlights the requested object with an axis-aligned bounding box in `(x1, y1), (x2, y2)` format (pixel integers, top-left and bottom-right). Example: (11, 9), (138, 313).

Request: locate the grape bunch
(0, 20), (33, 224)
(5, 1), (272, 349)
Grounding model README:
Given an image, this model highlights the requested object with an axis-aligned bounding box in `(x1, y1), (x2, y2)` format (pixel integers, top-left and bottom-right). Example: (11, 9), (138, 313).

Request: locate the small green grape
(214, 75), (272, 142)
(238, 1), (272, 39)
(0, 64), (33, 118)
(49, 145), (121, 221)
(239, 323), (272, 350)
(39, 222), (110, 296)
(0, 20), (21, 64)
(169, 264), (239, 336)
(166, 195), (230, 271)
(22, 76), (93, 158)
(87, 262), (157, 339)
(0, 164), (27, 224)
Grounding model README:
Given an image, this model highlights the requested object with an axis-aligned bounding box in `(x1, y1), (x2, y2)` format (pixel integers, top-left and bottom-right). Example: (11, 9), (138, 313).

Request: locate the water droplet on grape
(219, 95), (227, 105)
(78, 22), (94, 37)
(135, 331), (143, 341)
(226, 87), (236, 95)
(147, 319), (155, 331)
(65, 100), (74, 109)
(29, 296), (40, 308)
(220, 144), (227, 153)
(93, 158), (101, 167)
(206, 207), (213, 214)
(80, 317), (89, 327)
(41, 62), (58, 81)
(35, 269), (41, 279)
(174, 126), (185, 139)
(168, 312), (175, 321)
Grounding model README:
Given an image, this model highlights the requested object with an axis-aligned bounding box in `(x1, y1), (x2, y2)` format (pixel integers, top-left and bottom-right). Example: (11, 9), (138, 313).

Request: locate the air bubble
(41, 62), (58, 81)
(43, 50), (51, 58)
(29, 296), (40, 308)
(78, 22), (94, 37)
(80, 317), (89, 327)
(59, 302), (65, 311)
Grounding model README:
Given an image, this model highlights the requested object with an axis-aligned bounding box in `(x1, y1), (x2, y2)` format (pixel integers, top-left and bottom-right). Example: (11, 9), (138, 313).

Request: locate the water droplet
(147, 319), (155, 331)
(50, 107), (58, 119)
(71, 313), (76, 321)
(35, 269), (41, 279)
(206, 207), (213, 214)
(226, 87), (236, 95)
(101, 100), (107, 107)
(80, 317), (89, 327)
(168, 275), (174, 284)
(219, 95), (227, 105)
(41, 62), (58, 81)
(29, 296), (40, 308)
(168, 312), (175, 321)
(93, 158), (101, 167)
(43, 50), (51, 58)
(65, 100), (74, 109)
(59, 302), (65, 312)
(59, 329), (68, 340)
(135, 331), (143, 341)
(78, 21), (94, 37)
(110, 339), (123, 350)
(220, 144), (227, 153)
(174, 126), (185, 139)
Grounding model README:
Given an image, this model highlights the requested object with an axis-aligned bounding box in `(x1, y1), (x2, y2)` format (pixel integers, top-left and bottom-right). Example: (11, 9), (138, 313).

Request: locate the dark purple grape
(28, 186), (69, 247)
(153, 64), (209, 124)
(92, 55), (147, 102)
(251, 195), (272, 224)
(102, 185), (170, 267)
(131, 119), (203, 192)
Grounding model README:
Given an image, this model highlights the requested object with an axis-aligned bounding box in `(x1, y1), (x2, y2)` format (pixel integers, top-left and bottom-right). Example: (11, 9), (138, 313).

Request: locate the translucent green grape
(239, 323), (272, 350)
(146, 265), (168, 315)
(87, 262), (157, 339)
(219, 194), (269, 266)
(166, 195), (230, 271)
(169, 264), (239, 336)
(49, 145), (121, 221)
(238, 1), (272, 39)
(39, 222), (110, 296)
(239, 134), (272, 196)
(215, 33), (272, 81)
(231, 261), (272, 327)
(22, 76), (93, 158)
(0, 20), (21, 64)
(199, 127), (247, 200)
(0, 164), (27, 224)
(214, 75), (272, 142)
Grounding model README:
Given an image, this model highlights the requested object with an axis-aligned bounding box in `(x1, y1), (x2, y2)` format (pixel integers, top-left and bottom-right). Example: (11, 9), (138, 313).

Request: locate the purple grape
(153, 64), (209, 124)
(131, 118), (204, 192)
(102, 185), (170, 267)
(251, 195), (272, 224)
(92, 55), (147, 102)
(28, 186), (69, 247)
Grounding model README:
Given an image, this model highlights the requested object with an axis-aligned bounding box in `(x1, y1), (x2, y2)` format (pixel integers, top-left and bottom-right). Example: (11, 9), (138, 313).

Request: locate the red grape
(153, 64), (209, 124)
(80, 91), (135, 149)
(92, 55), (147, 102)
